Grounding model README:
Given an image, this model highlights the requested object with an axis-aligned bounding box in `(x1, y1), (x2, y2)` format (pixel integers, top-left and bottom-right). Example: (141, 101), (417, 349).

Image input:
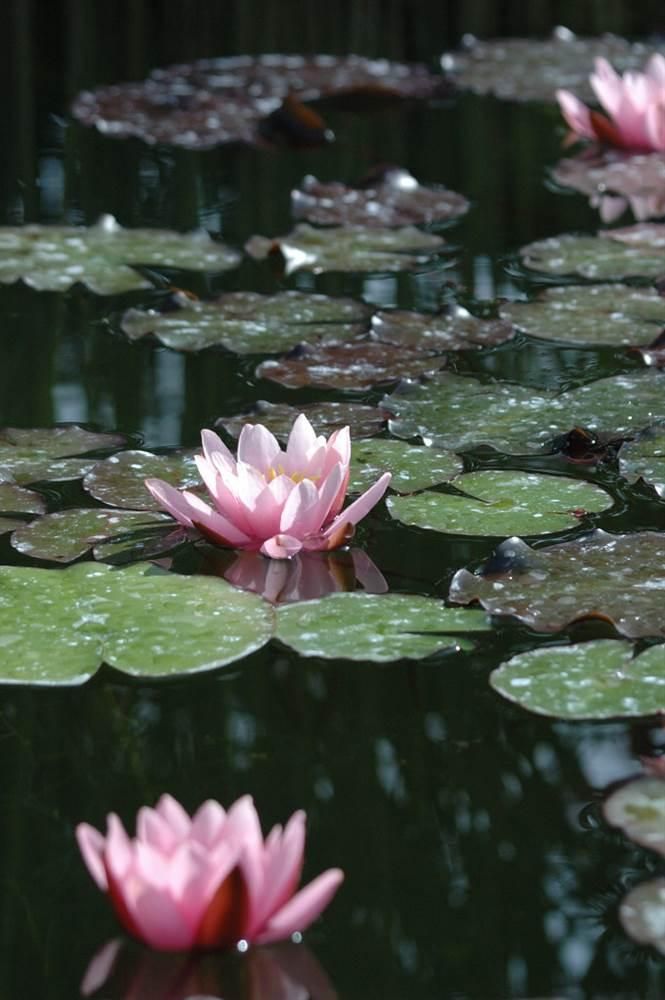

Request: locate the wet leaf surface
(442, 32), (665, 103)
(552, 151), (665, 223)
(83, 450), (200, 510)
(387, 470), (612, 536)
(620, 878), (665, 955)
(256, 339), (444, 390)
(0, 561), (273, 684)
(291, 168), (469, 227)
(371, 305), (514, 351)
(0, 216), (240, 293)
(520, 224), (665, 282)
(121, 290), (370, 353)
(349, 439), (461, 494)
(72, 54), (448, 149)
(489, 640), (665, 719)
(0, 426), (128, 484)
(0, 481), (46, 515)
(217, 400), (386, 442)
(246, 223), (447, 274)
(618, 425), (665, 497)
(604, 777), (665, 855)
(0, 517), (29, 536)
(499, 284), (665, 346)
(450, 530), (665, 638)
(275, 592), (490, 661)
(11, 508), (178, 563)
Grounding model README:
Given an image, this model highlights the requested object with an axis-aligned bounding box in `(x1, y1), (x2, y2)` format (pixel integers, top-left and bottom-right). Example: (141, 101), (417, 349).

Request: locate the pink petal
(261, 534), (304, 559)
(254, 868), (344, 945)
(280, 479), (321, 536)
(136, 807), (180, 854)
(351, 548), (389, 594)
(104, 813), (133, 882)
(243, 481), (289, 539)
(247, 811), (306, 938)
(129, 885), (196, 951)
(312, 462), (345, 529)
(555, 89), (596, 140)
(285, 414), (318, 470)
(154, 794), (191, 838)
(180, 491), (253, 547)
(646, 53), (665, 87)
(590, 57), (624, 118)
(201, 428), (236, 470)
(646, 102), (665, 151)
(223, 796), (265, 929)
(191, 799), (227, 847)
(321, 471), (391, 539)
(144, 478), (197, 528)
(237, 423), (281, 473)
(80, 938), (123, 996)
(76, 823), (108, 890)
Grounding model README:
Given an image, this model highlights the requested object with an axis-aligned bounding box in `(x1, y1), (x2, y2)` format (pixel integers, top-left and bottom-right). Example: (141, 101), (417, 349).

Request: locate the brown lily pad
(83, 450), (200, 511)
(371, 305), (514, 351)
(0, 426), (128, 484)
(72, 54), (448, 150)
(552, 151), (665, 223)
(0, 481), (46, 516)
(216, 400), (386, 442)
(291, 168), (469, 227)
(449, 529), (665, 638)
(256, 340), (445, 390)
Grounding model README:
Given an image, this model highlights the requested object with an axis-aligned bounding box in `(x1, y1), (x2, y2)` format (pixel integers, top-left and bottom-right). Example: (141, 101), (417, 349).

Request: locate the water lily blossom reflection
(556, 55), (665, 152)
(145, 415), (390, 559)
(77, 794), (343, 952)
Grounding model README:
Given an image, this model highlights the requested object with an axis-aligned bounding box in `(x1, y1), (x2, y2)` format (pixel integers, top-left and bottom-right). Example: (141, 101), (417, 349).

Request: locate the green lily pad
(552, 151), (665, 224)
(0, 481), (46, 515)
(245, 223), (447, 274)
(83, 450), (200, 511)
(618, 425), (665, 497)
(0, 561), (273, 684)
(276, 592), (491, 661)
(11, 508), (179, 563)
(217, 401), (386, 443)
(382, 371), (665, 453)
(520, 225), (665, 282)
(450, 530), (665, 638)
(0, 517), (29, 536)
(489, 640), (665, 720)
(499, 285), (665, 346)
(371, 306), (514, 352)
(388, 470), (612, 536)
(620, 879), (665, 955)
(0, 216), (240, 294)
(0, 426), (128, 484)
(604, 777), (665, 855)
(120, 291), (371, 354)
(349, 440), (462, 494)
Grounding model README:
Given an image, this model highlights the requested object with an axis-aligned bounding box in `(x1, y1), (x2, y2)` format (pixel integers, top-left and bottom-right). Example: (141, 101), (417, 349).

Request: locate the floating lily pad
(0, 561), (273, 684)
(72, 54), (448, 149)
(604, 777), (665, 855)
(620, 879), (665, 955)
(120, 290), (371, 354)
(520, 225), (665, 282)
(83, 450), (200, 510)
(499, 285), (665, 346)
(382, 371), (665, 453)
(618, 425), (665, 497)
(349, 439), (461, 494)
(246, 224), (447, 274)
(217, 401), (386, 442)
(0, 517), (29, 536)
(0, 426), (127, 484)
(552, 151), (665, 223)
(291, 169), (469, 227)
(276, 592), (490, 661)
(0, 481), (46, 515)
(450, 530), (665, 638)
(388, 470), (612, 536)
(371, 306), (514, 351)
(489, 641), (665, 720)
(256, 340), (444, 390)
(441, 31), (665, 103)
(11, 508), (180, 563)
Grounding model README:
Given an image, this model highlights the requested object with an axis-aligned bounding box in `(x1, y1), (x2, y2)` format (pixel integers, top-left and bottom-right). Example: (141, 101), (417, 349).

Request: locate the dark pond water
(2, 2), (665, 998)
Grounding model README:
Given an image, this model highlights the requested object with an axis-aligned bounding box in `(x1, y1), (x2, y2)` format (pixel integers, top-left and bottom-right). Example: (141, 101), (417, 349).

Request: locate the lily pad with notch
(620, 879), (665, 956)
(371, 305), (514, 352)
(552, 151), (665, 224)
(604, 777), (665, 855)
(520, 224), (665, 282)
(618, 425), (665, 497)
(217, 401), (386, 442)
(0, 425), (128, 484)
(83, 450), (200, 510)
(349, 439), (462, 494)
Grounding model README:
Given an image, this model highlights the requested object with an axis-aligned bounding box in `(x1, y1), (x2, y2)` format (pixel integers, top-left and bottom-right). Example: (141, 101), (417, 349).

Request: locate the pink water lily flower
(145, 414), (391, 559)
(556, 55), (665, 152)
(77, 794), (344, 953)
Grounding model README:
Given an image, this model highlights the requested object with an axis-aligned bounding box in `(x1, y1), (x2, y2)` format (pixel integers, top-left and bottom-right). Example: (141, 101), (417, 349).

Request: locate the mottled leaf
(620, 879), (665, 955)
(618, 425), (665, 497)
(0, 481), (46, 515)
(371, 305), (514, 351)
(604, 777), (665, 855)
(0, 425), (127, 484)
(83, 450), (200, 510)
(349, 439), (461, 494)
(520, 224), (665, 282)
(0, 517), (28, 537)
(217, 401), (386, 442)
(11, 508), (178, 563)
(552, 150), (665, 223)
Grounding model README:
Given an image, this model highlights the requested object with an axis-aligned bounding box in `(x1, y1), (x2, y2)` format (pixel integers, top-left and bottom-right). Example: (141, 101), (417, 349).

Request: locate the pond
(2, 2), (665, 998)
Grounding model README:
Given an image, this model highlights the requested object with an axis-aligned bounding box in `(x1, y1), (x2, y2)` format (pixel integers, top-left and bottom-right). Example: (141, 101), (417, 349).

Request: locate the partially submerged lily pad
(83, 450), (200, 510)
(489, 641), (665, 720)
(246, 224), (447, 274)
(520, 224), (665, 282)
(0, 216), (240, 294)
(0, 481), (46, 515)
(276, 592), (490, 661)
(256, 340), (444, 390)
(499, 285), (665, 347)
(0, 561), (273, 684)
(604, 777), (665, 855)
(450, 530), (665, 638)
(217, 401), (386, 442)
(0, 426), (127, 484)
(120, 291), (371, 354)
(291, 169), (469, 227)
(387, 470), (612, 536)
(349, 440), (461, 494)
(552, 151), (665, 223)
(371, 306), (514, 351)
(620, 879), (665, 955)
(618, 425), (665, 497)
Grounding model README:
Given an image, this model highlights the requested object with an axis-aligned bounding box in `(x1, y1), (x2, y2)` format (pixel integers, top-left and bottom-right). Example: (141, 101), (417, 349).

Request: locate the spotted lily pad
(520, 225), (665, 282)
(450, 530), (665, 638)
(0, 517), (30, 536)
(388, 470), (612, 536)
(349, 440), (461, 494)
(489, 641), (665, 720)
(256, 340), (444, 390)
(0, 426), (127, 484)
(83, 450), (200, 510)
(217, 401), (386, 442)
(441, 31), (665, 103)
(620, 879), (665, 955)
(120, 291), (371, 354)
(72, 54), (448, 149)
(604, 777), (665, 855)
(291, 169), (469, 227)
(245, 224), (447, 274)
(371, 306), (514, 351)
(0, 561), (273, 684)
(276, 592), (490, 661)
(618, 425), (665, 497)
(499, 285), (665, 346)
(0, 216), (239, 294)
(0, 481), (46, 515)
(552, 151), (665, 223)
